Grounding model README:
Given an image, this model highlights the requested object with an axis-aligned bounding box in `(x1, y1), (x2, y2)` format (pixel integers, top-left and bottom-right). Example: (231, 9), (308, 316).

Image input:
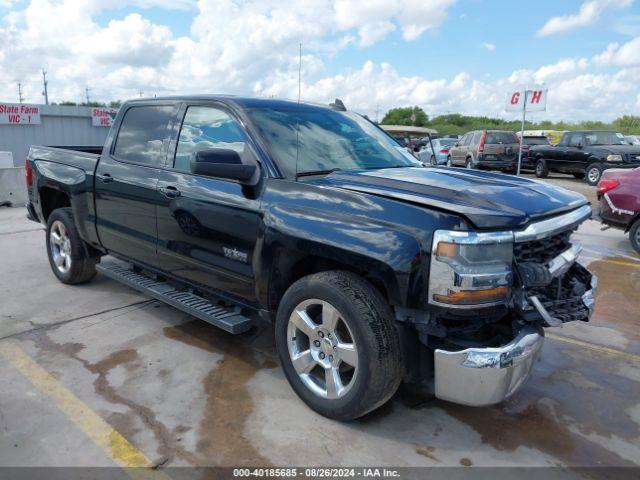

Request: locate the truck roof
(127, 95), (333, 111)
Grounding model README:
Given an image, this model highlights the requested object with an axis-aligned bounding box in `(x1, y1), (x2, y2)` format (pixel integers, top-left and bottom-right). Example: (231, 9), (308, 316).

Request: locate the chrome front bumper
(434, 326), (544, 406)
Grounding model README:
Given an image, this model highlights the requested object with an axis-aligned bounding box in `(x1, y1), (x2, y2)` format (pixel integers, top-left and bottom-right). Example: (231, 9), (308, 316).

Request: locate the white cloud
(0, 0), (638, 122)
(537, 0), (632, 37)
(593, 36), (640, 65)
(482, 42), (496, 51)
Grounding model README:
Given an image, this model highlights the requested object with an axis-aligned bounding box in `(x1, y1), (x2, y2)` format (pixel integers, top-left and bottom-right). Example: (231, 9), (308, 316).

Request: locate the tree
(381, 106), (429, 126)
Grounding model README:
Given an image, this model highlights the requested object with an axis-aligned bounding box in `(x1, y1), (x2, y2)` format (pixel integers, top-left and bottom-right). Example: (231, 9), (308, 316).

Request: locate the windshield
(248, 107), (422, 178)
(583, 131), (627, 146)
(438, 138), (457, 147)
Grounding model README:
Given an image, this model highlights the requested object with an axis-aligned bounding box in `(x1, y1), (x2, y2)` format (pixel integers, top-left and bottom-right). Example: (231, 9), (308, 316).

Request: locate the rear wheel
(535, 159), (548, 178)
(46, 208), (99, 284)
(630, 219), (640, 255)
(446, 156), (452, 167)
(586, 164), (603, 186)
(275, 271), (402, 420)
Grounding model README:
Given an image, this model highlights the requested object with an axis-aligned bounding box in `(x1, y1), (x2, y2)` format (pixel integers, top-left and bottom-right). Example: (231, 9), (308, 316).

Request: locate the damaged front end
(399, 204), (596, 406)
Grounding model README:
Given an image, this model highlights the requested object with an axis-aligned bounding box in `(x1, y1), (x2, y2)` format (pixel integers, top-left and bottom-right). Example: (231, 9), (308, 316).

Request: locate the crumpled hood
(314, 167), (588, 230)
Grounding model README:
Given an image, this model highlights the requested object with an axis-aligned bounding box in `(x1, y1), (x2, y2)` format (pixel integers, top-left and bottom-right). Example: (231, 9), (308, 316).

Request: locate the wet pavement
(0, 175), (638, 471)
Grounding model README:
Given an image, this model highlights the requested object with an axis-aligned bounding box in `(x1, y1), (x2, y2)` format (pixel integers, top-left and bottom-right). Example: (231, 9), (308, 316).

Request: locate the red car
(597, 167), (640, 254)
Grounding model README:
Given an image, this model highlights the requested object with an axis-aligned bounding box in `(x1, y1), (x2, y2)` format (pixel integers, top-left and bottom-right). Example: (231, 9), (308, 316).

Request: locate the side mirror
(190, 149), (258, 184)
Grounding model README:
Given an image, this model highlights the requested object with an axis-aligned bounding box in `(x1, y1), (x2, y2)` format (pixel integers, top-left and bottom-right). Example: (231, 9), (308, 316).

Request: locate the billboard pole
(516, 88), (528, 177)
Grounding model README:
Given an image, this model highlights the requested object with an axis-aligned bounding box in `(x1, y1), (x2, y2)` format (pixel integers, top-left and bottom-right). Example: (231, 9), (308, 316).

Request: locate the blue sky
(1, 0), (639, 121)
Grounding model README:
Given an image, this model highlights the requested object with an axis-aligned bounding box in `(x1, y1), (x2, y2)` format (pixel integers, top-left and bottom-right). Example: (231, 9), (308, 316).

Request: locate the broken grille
(514, 229), (573, 265)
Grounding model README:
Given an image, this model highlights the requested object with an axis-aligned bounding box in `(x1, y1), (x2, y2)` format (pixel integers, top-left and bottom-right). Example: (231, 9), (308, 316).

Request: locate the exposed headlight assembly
(429, 230), (513, 308)
(606, 154), (623, 162)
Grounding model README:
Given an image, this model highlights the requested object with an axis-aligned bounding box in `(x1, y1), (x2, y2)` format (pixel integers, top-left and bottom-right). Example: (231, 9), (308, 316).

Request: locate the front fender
(260, 203), (424, 308)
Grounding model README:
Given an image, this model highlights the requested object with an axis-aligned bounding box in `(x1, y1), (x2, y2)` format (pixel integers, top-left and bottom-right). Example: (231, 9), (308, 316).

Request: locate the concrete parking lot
(0, 174), (638, 472)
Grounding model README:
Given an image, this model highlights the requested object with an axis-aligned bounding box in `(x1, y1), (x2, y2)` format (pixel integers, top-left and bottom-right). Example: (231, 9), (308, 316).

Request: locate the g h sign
(505, 87), (547, 112)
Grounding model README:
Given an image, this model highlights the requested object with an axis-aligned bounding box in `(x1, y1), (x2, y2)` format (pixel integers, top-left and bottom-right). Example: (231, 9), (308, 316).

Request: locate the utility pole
(85, 86), (91, 105)
(139, 90), (144, 98)
(298, 43), (302, 103)
(374, 104), (380, 123)
(42, 70), (49, 105)
(17, 83), (24, 104)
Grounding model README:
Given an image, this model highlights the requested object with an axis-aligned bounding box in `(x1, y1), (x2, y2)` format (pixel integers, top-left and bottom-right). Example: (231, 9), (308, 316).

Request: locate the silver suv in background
(447, 130), (520, 172)
(419, 137), (458, 165)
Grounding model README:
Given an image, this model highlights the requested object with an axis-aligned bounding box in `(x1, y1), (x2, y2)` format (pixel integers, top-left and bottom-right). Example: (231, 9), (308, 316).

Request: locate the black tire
(535, 159), (548, 178)
(446, 156), (452, 167)
(586, 164), (603, 186)
(275, 271), (402, 421)
(630, 219), (640, 255)
(430, 155), (436, 166)
(465, 158), (473, 169)
(46, 208), (99, 284)
(572, 172), (585, 179)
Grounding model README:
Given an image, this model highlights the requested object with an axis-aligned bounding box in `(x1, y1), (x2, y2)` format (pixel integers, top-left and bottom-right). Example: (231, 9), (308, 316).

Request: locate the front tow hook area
(434, 326), (544, 406)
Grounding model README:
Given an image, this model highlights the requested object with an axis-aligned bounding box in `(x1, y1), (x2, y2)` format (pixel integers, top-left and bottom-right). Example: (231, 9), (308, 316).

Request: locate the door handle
(97, 173), (114, 183)
(158, 185), (181, 198)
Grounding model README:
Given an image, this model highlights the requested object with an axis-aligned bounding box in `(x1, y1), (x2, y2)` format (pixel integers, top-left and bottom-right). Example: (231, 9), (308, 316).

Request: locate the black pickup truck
(530, 130), (640, 185)
(25, 96), (596, 420)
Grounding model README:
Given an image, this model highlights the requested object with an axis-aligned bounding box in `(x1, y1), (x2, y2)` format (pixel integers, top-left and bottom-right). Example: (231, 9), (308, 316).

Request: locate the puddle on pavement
(587, 257), (640, 345)
(163, 320), (277, 466)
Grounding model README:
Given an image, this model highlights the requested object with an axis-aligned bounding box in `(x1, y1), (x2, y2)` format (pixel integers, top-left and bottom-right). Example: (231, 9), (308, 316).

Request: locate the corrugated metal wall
(0, 105), (112, 166)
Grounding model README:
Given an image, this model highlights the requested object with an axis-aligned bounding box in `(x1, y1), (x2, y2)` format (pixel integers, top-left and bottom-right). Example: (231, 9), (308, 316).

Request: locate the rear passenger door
(95, 103), (178, 267)
(450, 134), (467, 164)
(156, 103), (263, 302)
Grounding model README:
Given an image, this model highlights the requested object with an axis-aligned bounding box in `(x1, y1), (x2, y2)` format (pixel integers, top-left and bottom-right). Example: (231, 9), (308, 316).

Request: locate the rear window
(113, 105), (175, 166)
(486, 132), (518, 144)
(524, 136), (550, 145)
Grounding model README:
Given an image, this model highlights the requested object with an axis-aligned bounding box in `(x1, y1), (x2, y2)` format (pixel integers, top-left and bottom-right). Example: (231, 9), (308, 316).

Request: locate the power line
(42, 70), (49, 105)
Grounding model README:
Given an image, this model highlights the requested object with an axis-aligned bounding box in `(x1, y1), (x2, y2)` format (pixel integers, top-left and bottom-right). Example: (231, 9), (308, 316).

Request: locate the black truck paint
(26, 96), (596, 418)
(530, 130), (640, 185)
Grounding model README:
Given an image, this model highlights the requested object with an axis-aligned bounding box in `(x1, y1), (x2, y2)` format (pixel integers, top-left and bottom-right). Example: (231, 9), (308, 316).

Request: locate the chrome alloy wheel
(49, 220), (72, 274)
(287, 299), (358, 399)
(587, 167), (600, 184)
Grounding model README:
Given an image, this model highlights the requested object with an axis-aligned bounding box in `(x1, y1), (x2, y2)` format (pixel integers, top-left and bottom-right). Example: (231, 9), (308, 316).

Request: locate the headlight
(606, 154), (623, 162)
(429, 230), (513, 308)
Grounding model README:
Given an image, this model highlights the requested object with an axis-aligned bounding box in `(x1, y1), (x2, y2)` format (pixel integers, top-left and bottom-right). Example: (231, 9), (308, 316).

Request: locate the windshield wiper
(296, 168), (343, 178)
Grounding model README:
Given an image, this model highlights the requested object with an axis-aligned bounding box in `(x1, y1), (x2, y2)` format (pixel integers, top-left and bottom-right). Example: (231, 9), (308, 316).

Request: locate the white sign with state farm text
(505, 87), (547, 112)
(0, 103), (41, 124)
(91, 108), (118, 127)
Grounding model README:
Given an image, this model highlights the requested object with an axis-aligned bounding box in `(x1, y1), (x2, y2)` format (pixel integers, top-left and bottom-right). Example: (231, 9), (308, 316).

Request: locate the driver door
(156, 103), (262, 301)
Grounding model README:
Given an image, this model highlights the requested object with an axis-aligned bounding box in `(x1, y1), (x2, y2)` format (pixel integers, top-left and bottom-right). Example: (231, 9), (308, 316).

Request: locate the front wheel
(446, 156), (452, 167)
(275, 271), (402, 421)
(466, 158), (473, 169)
(46, 208), (99, 284)
(630, 219), (640, 255)
(586, 164), (603, 186)
(430, 155), (436, 166)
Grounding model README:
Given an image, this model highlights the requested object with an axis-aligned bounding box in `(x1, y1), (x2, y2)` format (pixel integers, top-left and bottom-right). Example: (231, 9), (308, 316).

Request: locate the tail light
(478, 131), (487, 154)
(597, 178), (619, 195)
(25, 159), (33, 187)
(439, 149), (449, 154)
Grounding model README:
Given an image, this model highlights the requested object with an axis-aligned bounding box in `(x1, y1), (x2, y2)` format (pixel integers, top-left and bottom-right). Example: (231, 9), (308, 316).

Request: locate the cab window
(173, 106), (248, 172)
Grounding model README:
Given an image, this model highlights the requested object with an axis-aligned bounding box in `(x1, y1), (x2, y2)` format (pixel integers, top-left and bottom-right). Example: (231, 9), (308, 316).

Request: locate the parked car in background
(418, 137), (457, 165)
(625, 135), (640, 146)
(597, 168), (640, 254)
(447, 130), (519, 172)
(529, 130), (640, 185)
(517, 135), (551, 170)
